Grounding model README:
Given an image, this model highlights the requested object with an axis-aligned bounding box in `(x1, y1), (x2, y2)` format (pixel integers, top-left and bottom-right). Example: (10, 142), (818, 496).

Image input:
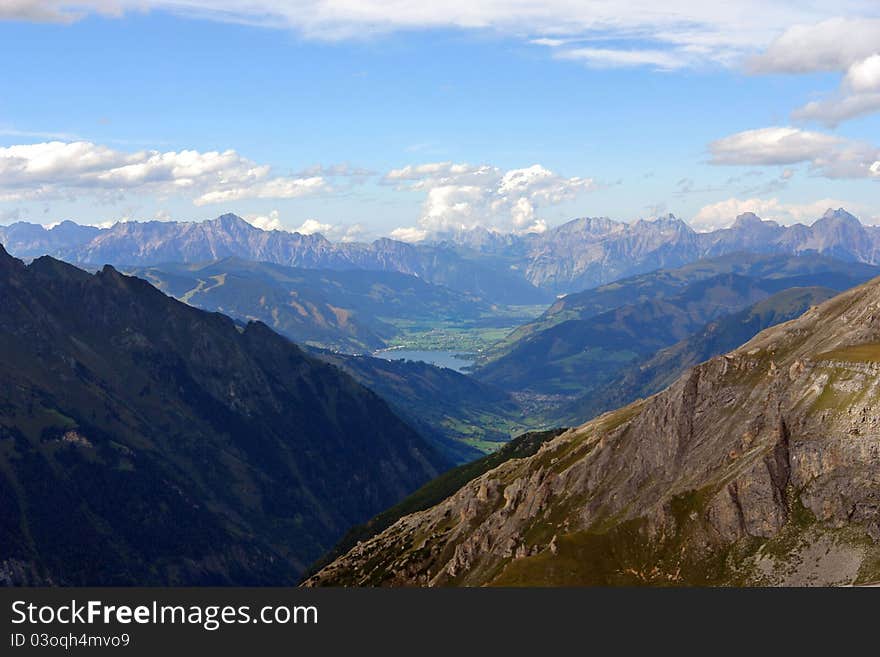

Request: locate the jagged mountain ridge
(0, 244), (448, 585)
(435, 208), (880, 294)
(2, 208), (878, 300)
(0, 214), (548, 304)
(306, 276), (880, 586)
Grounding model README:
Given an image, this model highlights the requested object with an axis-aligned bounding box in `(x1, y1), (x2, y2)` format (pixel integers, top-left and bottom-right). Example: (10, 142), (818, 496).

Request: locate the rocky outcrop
(306, 277), (880, 587)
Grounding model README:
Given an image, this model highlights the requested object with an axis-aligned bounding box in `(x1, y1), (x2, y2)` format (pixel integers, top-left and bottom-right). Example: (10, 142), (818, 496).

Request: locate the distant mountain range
(0, 214), (548, 304)
(0, 245), (448, 585)
(2, 208), (879, 302)
(307, 274), (880, 587)
(433, 208), (880, 294)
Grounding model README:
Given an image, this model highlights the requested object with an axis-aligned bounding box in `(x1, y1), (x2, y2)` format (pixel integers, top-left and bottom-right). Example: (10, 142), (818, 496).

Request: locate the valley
(3, 207), (880, 587)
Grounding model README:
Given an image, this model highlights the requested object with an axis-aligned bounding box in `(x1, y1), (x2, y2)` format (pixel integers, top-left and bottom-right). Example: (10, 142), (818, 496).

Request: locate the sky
(1, 2), (879, 240)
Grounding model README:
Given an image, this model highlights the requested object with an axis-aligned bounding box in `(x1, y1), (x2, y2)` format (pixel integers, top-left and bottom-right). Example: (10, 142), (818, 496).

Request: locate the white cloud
(846, 54), (880, 93)
(295, 218), (333, 235)
(6, 2), (876, 70)
(749, 18), (880, 74)
(692, 197), (866, 231)
(336, 223), (366, 242)
(0, 0), (105, 22)
(193, 176), (328, 206)
(709, 127), (841, 165)
(790, 52), (880, 125)
(554, 47), (693, 71)
(244, 209), (285, 231)
(241, 212), (365, 241)
(386, 162), (596, 237)
(389, 226), (428, 243)
(792, 52), (880, 125)
(749, 19), (880, 125)
(0, 140), (333, 205)
(709, 127), (880, 179)
(792, 93), (880, 127)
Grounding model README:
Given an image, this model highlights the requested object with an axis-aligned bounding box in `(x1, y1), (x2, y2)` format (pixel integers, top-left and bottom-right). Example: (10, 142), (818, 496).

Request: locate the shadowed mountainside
(0, 244), (449, 585)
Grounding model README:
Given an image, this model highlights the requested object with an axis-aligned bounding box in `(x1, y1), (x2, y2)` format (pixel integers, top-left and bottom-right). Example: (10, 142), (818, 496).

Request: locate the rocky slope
(306, 277), (880, 586)
(0, 244), (448, 585)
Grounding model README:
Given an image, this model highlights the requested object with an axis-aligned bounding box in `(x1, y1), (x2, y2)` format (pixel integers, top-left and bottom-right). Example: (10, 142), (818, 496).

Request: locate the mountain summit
(2, 208), (880, 300)
(308, 275), (880, 586)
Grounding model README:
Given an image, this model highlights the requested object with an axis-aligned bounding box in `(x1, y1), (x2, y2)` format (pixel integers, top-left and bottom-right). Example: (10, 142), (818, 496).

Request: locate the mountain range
(127, 257), (493, 353)
(475, 254), (880, 397)
(0, 214), (548, 304)
(307, 274), (880, 587)
(0, 245), (448, 585)
(3, 208), (880, 302)
(555, 286), (837, 425)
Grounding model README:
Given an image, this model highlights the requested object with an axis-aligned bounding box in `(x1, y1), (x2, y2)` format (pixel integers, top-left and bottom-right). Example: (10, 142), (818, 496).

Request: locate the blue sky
(1, 2), (879, 239)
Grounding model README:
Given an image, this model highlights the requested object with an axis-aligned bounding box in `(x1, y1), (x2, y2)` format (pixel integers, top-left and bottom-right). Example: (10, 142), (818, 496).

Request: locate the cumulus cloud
(389, 226), (428, 243)
(244, 209), (285, 231)
(708, 127), (880, 179)
(243, 211), (366, 241)
(790, 52), (880, 126)
(295, 218), (333, 235)
(691, 197), (865, 231)
(791, 53), (880, 125)
(0, 140), (333, 205)
(6, 2), (874, 70)
(709, 127), (841, 165)
(385, 162), (596, 239)
(749, 18), (880, 74)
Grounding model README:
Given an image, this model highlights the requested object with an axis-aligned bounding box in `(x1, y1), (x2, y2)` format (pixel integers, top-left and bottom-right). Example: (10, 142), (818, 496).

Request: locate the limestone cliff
(307, 276), (880, 586)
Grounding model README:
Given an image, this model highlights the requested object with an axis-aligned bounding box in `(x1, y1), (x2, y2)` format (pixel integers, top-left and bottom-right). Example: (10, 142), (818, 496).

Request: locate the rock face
(0, 244), (448, 585)
(306, 277), (880, 586)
